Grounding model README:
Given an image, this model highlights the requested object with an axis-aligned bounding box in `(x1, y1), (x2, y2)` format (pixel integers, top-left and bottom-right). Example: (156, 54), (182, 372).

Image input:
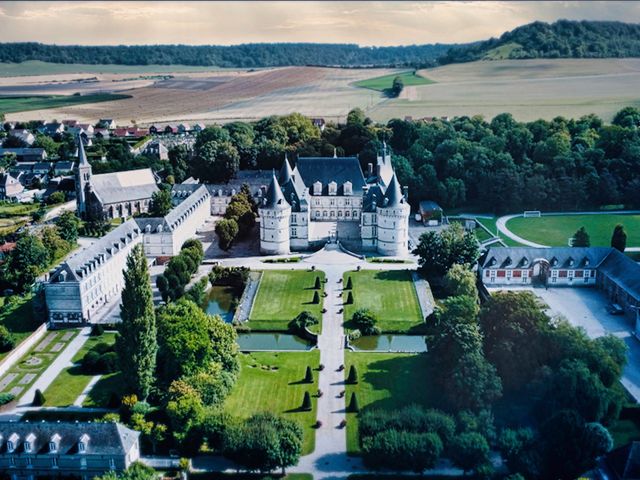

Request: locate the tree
(346, 365), (358, 384)
(390, 75), (404, 97)
(348, 392), (360, 412)
(449, 432), (490, 474)
(444, 263), (478, 299)
(0, 325), (15, 352)
(215, 218), (239, 251)
(362, 430), (443, 472)
(414, 223), (479, 277)
(33, 134), (59, 157)
(301, 391), (312, 411)
(116, 244), (157, 399)
(350, 308), (379, 335)
(572, 226), (591, 247)
(612, 106), (640, 129)
(304, 366), (313, 383)
(346, 291), (354, 304)
(314, 276), (321, 289)
(46, 191), (65, 205)
(54, 211), (80, 244)
(290, 311), (319, 334)
(2, 233), (50, 291)
(312, 290), (320, 304)
(192, 140), (240, 183)
(167, 144), (190, 183)
(611, 224), (627, 252)
(33, 389), (45, 406)
(346, 276), (353, 289)
(150, 189), (172, 217)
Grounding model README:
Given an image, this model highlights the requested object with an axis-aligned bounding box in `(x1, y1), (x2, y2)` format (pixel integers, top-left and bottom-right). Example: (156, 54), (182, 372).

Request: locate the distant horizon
(1, 2), (639, 47)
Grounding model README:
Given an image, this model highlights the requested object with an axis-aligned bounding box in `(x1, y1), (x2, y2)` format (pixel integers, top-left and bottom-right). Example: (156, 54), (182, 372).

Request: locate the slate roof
(598, 248), (640, 301)
(49, 219), (141, 282)
(382, 174), (406, 208)
(279, 158), (308, 212)
(0, 148), (47, 159)
(90, 168), (158, 204)
(206, 170), (272, 198)
(54, 161), (75, 172)
(295, 156), (366, 196)
(481, 247), (612, 270)
(263, 173), (289, 210)
(362, 184), (384, 212)
(136, 184), (209, 233)
(0, 421), (138, 456)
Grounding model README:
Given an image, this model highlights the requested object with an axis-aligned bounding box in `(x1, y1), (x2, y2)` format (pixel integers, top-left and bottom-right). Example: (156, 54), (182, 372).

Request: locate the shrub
(312, 291), (320, 304)
(302, 391), (312, 411)
(348, 392), (359, 412)
(33, 389), (45, 406)
(46, 191), (65, 205)
(362, 430), (443, 472)
(81, 350), (100, 373)
(96, 352), (118, 373)
(314, 276), (321, 289)
(90, 324), (104, 336)
(346, 365), (358, 384)
(304, 366), (313, 383)
(351, 308), (379, 335)
(346, 277), (353, 289)
(0, 325), (15, 353)
(0, 392), (15, 406)
(346, 291), (354, 304)
(290, 311), (319, 334)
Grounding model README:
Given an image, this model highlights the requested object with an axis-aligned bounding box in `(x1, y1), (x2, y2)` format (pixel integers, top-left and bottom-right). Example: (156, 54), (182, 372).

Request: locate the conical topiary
(346, 277), (353, 290)
(33, 389), (45, 406)
(314, 276), (321, 289)
(346, 365), (358, 384)
(348, 392), (359, 412)
(304, 366), (313, 383)
(346, 291), (354, 305)
(313, 291), (320, 304)
(302, 391), (312, 411)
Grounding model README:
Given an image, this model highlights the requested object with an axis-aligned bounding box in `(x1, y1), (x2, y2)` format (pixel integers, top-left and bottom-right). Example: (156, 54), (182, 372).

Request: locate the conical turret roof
(279, 156), (293, 185)
(264, 172), (289, 210)
(77, 135), (89, 166)
(383, 173), (404, 208)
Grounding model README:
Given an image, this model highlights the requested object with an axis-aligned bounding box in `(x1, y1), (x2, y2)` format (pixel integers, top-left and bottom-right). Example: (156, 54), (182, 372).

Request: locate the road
(43, 200), (77, 222)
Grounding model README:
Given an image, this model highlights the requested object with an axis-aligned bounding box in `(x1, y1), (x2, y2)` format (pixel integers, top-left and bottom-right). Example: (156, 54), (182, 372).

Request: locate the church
(259, 146), (411, 256)
(75, 137), (159, 220)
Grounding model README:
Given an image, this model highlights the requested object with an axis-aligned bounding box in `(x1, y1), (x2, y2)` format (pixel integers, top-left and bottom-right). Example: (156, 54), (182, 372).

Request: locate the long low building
(0, 421), (140, 480)
(44, 220), (143, 326)
(480, 246), (640, 315)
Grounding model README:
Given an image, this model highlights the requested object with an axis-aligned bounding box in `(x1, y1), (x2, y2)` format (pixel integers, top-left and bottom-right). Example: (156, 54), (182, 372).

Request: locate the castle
(259, 147), (410, 256)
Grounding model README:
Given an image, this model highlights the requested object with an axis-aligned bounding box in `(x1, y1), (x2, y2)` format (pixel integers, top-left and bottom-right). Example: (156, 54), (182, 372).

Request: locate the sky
(0, 1), (639, 46)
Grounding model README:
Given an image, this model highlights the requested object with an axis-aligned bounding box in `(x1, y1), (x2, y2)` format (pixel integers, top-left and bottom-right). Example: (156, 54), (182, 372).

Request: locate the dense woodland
(2, 21), (640, 68)
(0, 42), (453, 68)
(440, 20), (640, 64)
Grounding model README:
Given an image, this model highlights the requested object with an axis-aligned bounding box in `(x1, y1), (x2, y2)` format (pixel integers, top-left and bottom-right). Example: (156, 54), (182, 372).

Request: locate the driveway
(490, 286), (640, 401)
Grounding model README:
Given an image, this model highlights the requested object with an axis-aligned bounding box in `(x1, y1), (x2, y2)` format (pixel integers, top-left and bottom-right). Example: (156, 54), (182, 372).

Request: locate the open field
(475, 217), (525, 247)
(0, 61), (231, 77)
(249, 270), (325, 332)
(225, 351), (320, 455)
(506, 214), (640, 247)
(369, 58), (640, 122)
(0, 94), (131, 114)
(343, 270), (423, 333)
(4, 66), (396, 125)
(344, 352), (431, 454)
(354, 70), (434, 91)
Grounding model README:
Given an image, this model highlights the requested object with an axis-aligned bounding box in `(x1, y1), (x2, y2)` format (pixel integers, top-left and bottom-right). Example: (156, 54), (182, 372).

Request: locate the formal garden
(248, 270), (326, 334)
(342, 270), (424, 333)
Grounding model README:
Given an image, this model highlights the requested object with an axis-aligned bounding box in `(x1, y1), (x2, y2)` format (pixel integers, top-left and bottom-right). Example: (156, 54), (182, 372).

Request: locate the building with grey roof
(480, 246), (640, 316)
(258, 145), (410, 255)
(44, 219), (143, 326)
(75, 137), (159, 221)
(0, 172), (24, 201)
(0, 420), (140, 479)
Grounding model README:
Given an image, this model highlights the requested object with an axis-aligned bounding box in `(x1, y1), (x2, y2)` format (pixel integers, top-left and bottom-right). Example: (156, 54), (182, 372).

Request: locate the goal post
(523, 210), (541, 218)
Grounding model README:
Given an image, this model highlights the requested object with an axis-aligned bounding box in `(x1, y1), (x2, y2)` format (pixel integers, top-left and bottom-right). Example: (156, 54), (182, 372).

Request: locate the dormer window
(78, 434), (89, 453)
(328, 181), (337, 196)
(25, 433), (36, 453)
(344, 181), (352, 196)
(59, 271), (67, 282)
(313, 181), (322, 196)
(8, 433), (18, 453)
(49, 434), (61, 453)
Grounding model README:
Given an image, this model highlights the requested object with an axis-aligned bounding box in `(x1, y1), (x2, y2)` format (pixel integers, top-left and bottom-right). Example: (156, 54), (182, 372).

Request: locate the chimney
(402, 186), (409, 202)
(367, 163), (373, 176)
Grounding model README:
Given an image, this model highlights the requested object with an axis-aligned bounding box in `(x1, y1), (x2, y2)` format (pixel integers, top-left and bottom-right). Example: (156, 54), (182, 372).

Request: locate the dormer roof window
(8, 433), (19, 453)
(313, 181), (322, 196)
(49, 434), (61, 453)
(25, 433), (36, 453)
(328, 181), (337, 196)
(344, 181), (352, 196)
(78, 434), (90, 453)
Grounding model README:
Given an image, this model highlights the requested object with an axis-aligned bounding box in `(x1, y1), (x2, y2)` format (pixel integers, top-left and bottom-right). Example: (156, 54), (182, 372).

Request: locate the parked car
(608, 303), (624, 315)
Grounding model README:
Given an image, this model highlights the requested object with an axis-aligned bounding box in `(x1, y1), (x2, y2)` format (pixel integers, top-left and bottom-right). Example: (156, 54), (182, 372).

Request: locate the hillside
(0, 42), (456, 69)
(440, 20), (640, 64)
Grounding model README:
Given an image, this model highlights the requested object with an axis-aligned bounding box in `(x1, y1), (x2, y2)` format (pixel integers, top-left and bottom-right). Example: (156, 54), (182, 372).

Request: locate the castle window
(313, 181), (322, 195)
(315, 211), (320, 217)
(328, 181), (337, 196)
(346, 211), (350, 217)
(292, 228), (297, 236)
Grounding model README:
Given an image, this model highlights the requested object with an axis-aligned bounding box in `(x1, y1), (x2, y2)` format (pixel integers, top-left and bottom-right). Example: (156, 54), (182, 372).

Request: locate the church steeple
(75, 135), (92, 219)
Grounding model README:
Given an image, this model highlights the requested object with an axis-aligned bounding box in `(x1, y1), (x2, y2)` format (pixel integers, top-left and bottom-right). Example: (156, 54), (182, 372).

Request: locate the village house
(0, 421), (140, 480)
(0, 172), (24, 201)
(0, 148), (48, 163)
(8, 129), (35, 146)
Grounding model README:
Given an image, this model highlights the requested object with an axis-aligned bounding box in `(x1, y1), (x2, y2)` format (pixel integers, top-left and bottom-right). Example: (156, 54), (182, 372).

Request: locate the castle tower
(376, 141), (394, 187)
(376, 173), (410, 256)
(75, 135), (92, 219)
(259, 172), (291, 255)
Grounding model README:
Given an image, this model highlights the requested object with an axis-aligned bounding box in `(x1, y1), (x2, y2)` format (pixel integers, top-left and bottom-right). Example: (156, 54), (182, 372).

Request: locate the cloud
(0, 1), (639, 46)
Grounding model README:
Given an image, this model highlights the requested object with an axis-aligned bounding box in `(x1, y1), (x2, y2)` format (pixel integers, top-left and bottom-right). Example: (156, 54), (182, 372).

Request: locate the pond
(205, 286), (237, 323)
(236, 333), (314, 351)
(350, 335), (428, 353)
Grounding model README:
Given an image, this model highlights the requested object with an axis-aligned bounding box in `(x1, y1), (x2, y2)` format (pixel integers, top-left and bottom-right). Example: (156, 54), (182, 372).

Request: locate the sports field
(225, 351), (320, 455)
(249, 270), (325, 333)
(344, 352), (431, 454)
(506, 214), (640, 247)
(343, 270), (424, 333)
(354, 71), (434, 91)
(0, 94), (131, 114)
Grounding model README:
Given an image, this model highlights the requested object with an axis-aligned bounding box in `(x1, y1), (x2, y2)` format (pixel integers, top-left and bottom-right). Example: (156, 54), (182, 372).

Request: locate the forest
(440, 20), (640, 64)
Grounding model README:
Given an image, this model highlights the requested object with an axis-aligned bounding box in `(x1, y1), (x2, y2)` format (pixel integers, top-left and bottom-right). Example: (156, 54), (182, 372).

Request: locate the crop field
(0, 61), (229, 77)
(506, 213), (640, 247)
(369, 58), (640, 122)
(0, 94), (131, 114)
(353, 70), (434, 91)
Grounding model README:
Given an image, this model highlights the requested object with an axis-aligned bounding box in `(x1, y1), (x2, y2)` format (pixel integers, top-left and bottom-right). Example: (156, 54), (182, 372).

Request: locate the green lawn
(354, 71), (435, 91)
(224, 351), (320, 455)
(0, 295), (43, 359)
(0, 202), (39, 218)
(475, 217), (525, 247)
(249, 270), (326, 333)
(344, 352), (431, 454)
(43, 333), (116, 407)
(83, 372), (122, 408)
(506, 214), (640, 247)
(343, 270), (424, 333)
(0, 94), (131, 114)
